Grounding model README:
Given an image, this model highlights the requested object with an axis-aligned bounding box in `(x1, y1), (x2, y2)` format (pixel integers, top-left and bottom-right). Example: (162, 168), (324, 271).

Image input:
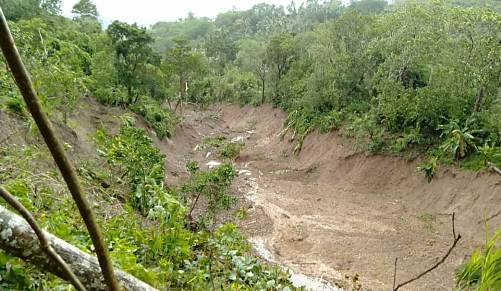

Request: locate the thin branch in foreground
(0, 186), (86, 291)
(393, 212), (462, 291)
(0, 7), (120, 290)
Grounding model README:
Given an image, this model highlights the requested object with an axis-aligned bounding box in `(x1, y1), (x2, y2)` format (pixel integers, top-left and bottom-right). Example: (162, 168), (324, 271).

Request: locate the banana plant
(439, 119), (478, 161)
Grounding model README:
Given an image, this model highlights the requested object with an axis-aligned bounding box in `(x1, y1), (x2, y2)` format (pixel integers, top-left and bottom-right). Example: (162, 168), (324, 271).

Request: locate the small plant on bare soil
(456, 223), (501, 290)
(417, 156), (439, 182)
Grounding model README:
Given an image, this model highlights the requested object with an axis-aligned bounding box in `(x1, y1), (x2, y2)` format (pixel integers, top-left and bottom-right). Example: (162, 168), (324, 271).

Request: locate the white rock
(238, 169), (252, 176)
(231, 136), (245, 143)
(206, 160), (222, 169)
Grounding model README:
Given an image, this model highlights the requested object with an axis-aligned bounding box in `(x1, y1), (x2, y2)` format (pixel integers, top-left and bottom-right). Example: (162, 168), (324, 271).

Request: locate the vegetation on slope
(0, 114), (294, 289)
(0, 0), (500, 289)
(148, 0), (500, 176)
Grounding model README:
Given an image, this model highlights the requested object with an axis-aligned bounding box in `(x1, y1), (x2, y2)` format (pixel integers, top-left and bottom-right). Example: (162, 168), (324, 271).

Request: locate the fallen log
(0, 205), (157, 291)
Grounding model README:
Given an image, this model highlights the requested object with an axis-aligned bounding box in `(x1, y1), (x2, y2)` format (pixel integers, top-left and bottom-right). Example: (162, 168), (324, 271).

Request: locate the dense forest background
(0, 0), (500, 289)
(3, 0), (500, 169)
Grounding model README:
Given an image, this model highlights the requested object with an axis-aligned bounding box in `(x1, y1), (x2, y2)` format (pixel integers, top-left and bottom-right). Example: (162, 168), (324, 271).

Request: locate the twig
(0, 8), (120, 290)
(392, 258), (398, 291)
(0, 187), (86, 291)
(393, 213), (461, 291)
(487, 162), (501, 176)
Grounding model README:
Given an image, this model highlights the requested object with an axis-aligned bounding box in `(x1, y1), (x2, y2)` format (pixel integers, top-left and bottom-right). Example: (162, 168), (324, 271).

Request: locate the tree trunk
(473, 87), (484, 112)
(261, 78), (265, 105)
(0, 205), (157, 291)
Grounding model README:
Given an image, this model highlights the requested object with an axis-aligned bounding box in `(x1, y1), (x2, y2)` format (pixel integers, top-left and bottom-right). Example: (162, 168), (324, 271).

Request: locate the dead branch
(487, 162), (501, 176)
(392, 258), (398, 291)
(0, 8), (120, 290)
(0, 187), (85, 291)
(0, 203), (158, 290)
(393, 212), (461, 291)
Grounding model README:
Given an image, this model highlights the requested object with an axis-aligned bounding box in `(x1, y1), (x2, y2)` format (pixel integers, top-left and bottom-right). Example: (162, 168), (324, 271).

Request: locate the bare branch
(392, 258), (398, 291)
(0, 8), (120, 290)
(393, 213), (461, 291)
(487, 162), (501, 176)
(452, 212), (456, 240)
(0, 186), (86, 291)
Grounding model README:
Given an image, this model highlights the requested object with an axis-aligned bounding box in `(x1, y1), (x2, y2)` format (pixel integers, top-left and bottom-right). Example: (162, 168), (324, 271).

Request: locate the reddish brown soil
(162, 103), (501, 291)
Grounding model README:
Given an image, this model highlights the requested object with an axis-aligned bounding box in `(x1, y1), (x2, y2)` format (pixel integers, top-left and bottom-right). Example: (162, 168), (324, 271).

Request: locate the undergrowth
(203, 135), (245, 160)
(0, 115), (295, 290)
(130, 97), (178, 139)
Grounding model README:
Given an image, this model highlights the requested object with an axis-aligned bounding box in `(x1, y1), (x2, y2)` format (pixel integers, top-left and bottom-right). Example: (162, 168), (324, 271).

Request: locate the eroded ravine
(161, 104), (501, 291)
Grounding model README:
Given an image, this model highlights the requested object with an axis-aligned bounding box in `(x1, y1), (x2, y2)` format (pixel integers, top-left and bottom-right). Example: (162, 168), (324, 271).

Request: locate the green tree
(0, 0), (40, 20)
(106, 21), (154, 103)
(39, 0), (61, 15)
(266, 33), (296, 103)
(164, 39), (203, 112)
(237, 39), (268, 104)
(350, 0), (388, 14)
(71, 0), (98, 19)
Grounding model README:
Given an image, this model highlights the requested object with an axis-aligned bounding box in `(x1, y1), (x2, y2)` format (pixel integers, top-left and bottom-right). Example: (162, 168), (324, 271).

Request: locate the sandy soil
(155, 103), (501, 291)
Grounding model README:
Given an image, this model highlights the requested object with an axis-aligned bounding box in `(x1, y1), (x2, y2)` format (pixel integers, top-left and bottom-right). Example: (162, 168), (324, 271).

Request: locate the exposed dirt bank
(160, 103), (501, 291)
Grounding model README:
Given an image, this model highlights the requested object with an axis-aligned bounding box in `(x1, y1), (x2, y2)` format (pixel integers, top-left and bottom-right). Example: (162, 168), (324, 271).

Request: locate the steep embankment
(192, 104), (500, 291)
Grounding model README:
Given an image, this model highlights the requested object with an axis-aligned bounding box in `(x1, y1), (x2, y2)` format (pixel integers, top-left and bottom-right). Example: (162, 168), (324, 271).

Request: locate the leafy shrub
(93, 87), (127, 106)
(96, 117), (183, 223)
(203, 135), (227, 147)
(318, 110), (343, 134)
(219, 142), (244, 160)
(181, 163), (237, 230)
(186, 160), (200, 174)
(391, 126), (424, 152)
(280, 109), (317, 154)
(203, 136), (244, 160)
(417, 156), (439, 182)
(439, 119), (478, 161)
(131, 98), (177, 139)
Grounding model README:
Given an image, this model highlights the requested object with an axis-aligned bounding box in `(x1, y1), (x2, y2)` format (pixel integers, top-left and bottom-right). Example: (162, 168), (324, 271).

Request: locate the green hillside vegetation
(0, 0), (500, 289)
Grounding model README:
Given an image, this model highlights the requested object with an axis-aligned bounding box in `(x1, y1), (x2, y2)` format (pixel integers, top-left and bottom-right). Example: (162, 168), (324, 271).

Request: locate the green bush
(94, 87), (127, 106)
(417, 156), (439, 182)
(5, 95), (26, 116)
(439, 119), (478, 161)
(181, 163), (237, 229)
(131, 98), (177, 139)
(219, 142), (244, 160)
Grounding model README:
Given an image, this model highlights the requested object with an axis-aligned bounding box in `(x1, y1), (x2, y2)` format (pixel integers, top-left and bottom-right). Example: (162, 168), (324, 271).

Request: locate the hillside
(0, 0), (500, 290)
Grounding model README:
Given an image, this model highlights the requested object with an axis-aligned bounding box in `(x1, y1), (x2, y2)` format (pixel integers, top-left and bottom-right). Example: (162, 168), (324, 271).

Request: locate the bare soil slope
(203, 104), (501, 290)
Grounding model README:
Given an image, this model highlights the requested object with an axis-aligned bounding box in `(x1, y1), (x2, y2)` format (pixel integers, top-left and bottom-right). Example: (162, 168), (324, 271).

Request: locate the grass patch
(417, 212), (436, 231)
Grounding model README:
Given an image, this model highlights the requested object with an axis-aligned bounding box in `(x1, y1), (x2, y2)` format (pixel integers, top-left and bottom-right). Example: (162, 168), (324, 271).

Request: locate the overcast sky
(61, 0), (350, 27)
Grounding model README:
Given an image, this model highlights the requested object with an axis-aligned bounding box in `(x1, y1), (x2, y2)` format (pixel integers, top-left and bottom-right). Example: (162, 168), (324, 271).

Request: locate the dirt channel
(151, 104), (501, 291)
